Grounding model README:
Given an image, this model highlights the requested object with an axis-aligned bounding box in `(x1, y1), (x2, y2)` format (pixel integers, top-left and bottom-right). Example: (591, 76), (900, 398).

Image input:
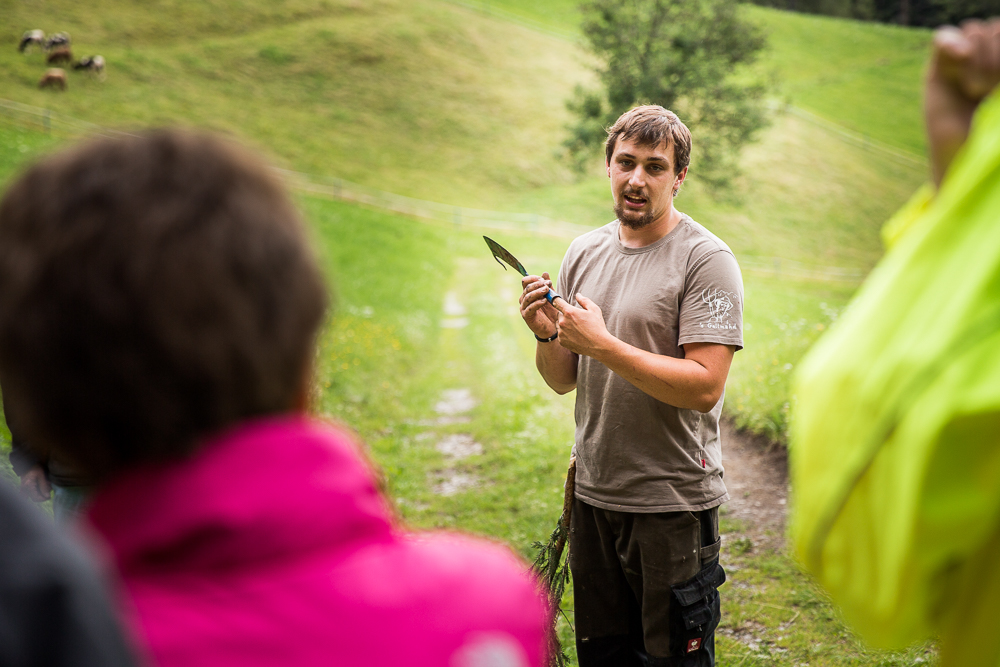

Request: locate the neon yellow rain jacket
(791, 90), (1000, 666)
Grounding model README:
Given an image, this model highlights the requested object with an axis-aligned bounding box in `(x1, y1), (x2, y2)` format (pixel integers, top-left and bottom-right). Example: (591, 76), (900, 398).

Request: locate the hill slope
(446, 0), (930, 155)
(1, 0), (930, 443)
(2, 0), (593, 209)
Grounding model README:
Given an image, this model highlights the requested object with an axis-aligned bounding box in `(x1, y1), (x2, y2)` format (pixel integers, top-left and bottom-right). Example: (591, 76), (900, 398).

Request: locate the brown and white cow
(38, 68), (67, 90)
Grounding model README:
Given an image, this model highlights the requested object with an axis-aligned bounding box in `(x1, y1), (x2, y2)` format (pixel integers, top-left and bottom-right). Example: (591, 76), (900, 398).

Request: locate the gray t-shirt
(557, 216), (744, 512)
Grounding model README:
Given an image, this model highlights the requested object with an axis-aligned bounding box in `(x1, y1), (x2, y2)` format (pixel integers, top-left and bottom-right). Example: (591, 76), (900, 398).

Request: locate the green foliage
(567, 0), (772, 189)
(744, 0), (877, 19)
(749, 0), (1000, 26)
(530, 530), (572, 667)
(530, 459), (575, 667)
(458, 0), (929, 156)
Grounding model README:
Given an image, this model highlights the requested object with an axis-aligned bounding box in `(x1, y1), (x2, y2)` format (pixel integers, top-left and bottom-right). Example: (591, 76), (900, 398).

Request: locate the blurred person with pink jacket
(0, 129), (549, 667)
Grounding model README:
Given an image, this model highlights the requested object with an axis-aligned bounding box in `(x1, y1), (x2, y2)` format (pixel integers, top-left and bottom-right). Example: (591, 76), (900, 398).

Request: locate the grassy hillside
(455, 0), (930, 156)
(2, 0), (593, 211)
(756, 8), (930, 156)
(1, 0), (930, 442)
(3, 0), (930, 211)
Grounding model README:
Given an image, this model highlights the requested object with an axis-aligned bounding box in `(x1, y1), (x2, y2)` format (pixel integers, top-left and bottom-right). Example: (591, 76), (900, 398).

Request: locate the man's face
(606, 137), (686, 230)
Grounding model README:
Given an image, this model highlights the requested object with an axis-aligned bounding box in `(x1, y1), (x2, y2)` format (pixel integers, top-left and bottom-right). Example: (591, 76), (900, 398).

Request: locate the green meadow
(0, 0), (938, 664)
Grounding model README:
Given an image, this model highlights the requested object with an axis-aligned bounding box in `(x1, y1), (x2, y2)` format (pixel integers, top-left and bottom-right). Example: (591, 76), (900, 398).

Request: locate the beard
(614, 199), (657, 230)
(615, 205), (656, 230)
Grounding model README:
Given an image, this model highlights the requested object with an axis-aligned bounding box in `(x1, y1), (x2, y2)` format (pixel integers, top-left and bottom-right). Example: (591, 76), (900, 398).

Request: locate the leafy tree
(880, 0), (1000, 25)
(746, 0), (1000, 26)
(745, 0), (870, 17)
(566, 0), (771, 189)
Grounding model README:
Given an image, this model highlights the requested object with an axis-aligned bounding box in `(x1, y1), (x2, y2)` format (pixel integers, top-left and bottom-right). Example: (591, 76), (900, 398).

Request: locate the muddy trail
(720, 419), (789, 552)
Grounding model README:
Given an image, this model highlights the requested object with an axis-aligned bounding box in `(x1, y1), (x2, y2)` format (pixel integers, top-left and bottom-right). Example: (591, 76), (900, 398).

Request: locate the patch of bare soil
(717, 619), (770, 652)
(421, 388), (484, 497)
(432, 472), (479, 497)
(720, 418), (788, 553)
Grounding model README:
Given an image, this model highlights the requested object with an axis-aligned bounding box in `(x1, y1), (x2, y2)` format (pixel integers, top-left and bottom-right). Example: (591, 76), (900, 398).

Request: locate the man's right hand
(926, 19), (1000, 186)
(521, 271), (578, 393)
(19, 465), (52, 503)
(520, 272), (560, 339)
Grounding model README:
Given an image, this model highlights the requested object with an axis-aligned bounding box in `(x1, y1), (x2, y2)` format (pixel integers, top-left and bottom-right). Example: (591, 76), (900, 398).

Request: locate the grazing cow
(74, 55), (106, 79)
(19, 29), (45, 53)
(47, 47), (72, 65)
(38, 68), (67, 90)
(44, 32), (70, 50)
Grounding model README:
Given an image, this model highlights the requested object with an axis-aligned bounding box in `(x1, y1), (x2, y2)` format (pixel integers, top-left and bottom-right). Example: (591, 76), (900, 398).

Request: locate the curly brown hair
(0, 129), (328, 480)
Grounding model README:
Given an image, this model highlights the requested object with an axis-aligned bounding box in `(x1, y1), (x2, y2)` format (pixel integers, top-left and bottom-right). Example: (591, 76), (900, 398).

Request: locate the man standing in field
(519, 105), (743, 666)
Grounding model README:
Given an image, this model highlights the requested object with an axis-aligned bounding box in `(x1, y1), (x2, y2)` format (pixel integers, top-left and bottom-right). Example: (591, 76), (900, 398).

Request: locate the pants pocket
(668, 561), (725, 664)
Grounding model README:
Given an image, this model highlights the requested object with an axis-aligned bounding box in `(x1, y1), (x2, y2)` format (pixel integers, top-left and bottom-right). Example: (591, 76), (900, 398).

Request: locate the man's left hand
(554, 294), (613, 358)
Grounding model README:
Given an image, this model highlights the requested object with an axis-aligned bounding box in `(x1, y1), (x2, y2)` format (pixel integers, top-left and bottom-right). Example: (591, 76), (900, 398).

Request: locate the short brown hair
(0, 129), (327, 480)
(605, 105), (692, 174)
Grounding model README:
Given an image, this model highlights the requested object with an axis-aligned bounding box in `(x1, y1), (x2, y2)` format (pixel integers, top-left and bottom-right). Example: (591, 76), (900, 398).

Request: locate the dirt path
(720, 419), (789, 552)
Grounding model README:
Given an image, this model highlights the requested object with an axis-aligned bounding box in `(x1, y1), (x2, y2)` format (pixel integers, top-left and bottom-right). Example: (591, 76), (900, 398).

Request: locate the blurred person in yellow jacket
(791, 18), (1000, 667)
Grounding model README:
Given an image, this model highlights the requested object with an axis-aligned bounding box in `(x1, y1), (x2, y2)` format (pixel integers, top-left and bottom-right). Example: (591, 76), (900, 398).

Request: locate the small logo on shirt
(687, 638), (702, 653)
(699, 288), (739, 330)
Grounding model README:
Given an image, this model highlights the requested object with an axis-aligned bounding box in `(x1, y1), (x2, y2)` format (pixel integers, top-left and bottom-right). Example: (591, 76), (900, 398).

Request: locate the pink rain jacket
(86, 416), (549, 667)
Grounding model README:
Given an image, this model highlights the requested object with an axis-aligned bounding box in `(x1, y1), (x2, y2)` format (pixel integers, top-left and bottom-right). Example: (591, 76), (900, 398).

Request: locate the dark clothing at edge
(0, 479), (140, 667)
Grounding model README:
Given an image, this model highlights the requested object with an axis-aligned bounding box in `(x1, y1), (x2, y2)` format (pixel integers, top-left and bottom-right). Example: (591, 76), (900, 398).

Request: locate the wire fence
(0, 97), (136, 139)
(1, 96), (870, 282)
